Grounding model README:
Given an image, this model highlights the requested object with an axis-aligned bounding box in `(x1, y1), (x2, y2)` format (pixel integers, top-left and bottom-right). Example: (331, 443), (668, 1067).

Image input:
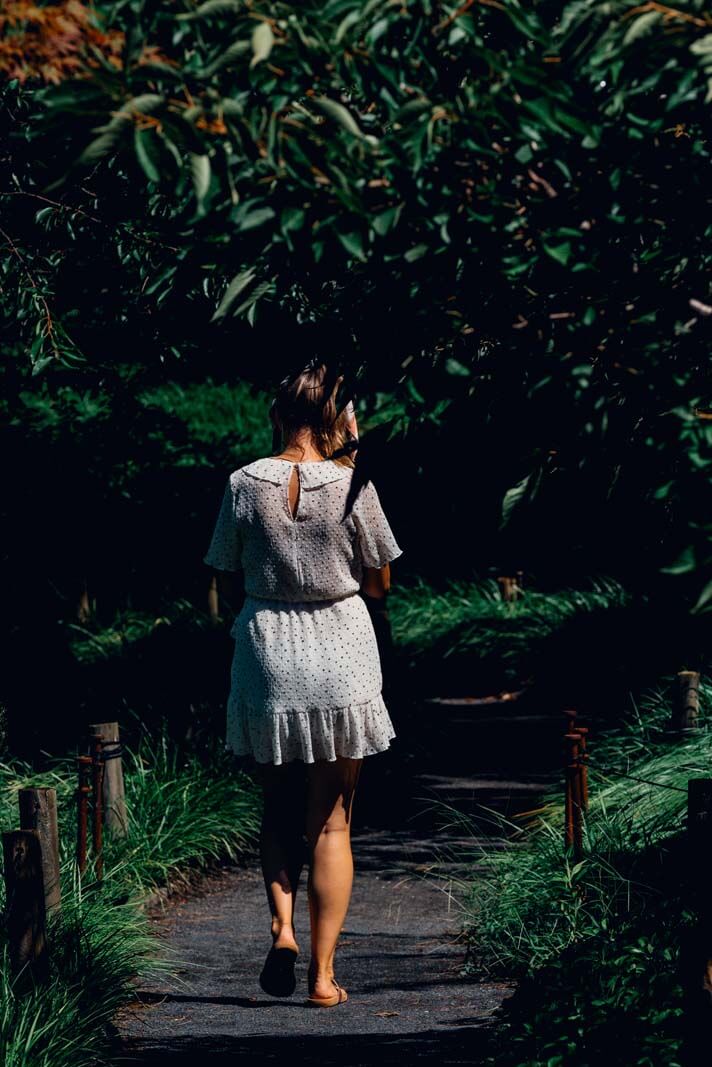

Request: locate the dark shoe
(259, 945), (299, 997)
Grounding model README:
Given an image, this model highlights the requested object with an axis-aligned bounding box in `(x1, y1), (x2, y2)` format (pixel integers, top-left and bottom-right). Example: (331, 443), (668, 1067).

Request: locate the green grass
(389, 575), (629, 680)
(64, 597), (212, 666)
(0, 727), (260, 1067)
(135, 378), (404, 467)
(389, 575), (629, 657)
(0, 885), (156, 1067)
(451, 674), (711, 1067)
(138, 378), (273, 460)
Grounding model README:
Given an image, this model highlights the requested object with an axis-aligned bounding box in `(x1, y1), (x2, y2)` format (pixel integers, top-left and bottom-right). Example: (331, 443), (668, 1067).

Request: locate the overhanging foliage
(1, 0), (710, 604)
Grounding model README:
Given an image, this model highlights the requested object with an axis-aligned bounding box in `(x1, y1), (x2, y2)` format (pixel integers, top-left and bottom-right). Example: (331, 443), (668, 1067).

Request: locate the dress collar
(242, 457), (350, 488)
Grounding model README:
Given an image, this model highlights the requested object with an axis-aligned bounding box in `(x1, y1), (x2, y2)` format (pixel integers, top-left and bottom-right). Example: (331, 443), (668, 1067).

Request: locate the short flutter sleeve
(353, 480), (403, 569)
(203, 476), (243, 572)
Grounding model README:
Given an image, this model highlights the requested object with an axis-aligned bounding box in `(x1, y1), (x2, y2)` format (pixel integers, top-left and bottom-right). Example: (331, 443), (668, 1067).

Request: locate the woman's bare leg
(305, 756), (362, 998)
(257, 761), (307, 949)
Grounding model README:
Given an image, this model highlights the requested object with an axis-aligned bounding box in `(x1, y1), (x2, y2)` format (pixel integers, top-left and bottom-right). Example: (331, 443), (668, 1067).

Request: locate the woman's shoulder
(231, 456), (354, 489)
(231, 457), (286, 486)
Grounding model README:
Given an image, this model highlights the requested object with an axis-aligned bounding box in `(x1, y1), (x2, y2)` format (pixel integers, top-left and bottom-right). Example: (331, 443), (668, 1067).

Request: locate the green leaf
(543, 241), (572, 266)
(445, 358), (470, 377)
(133, 61), (183, 81)
(198, 39), (250, 77)
(372, 205), (402, 236)
(177, 0), (243, 19)
(622, 10), (662, 47)
(690, 33), (712, 56)
(500, 467), (543, 528)
(232, 279), (273, 318)
(520, 97), (566, 135)
(134, 128), (161, 183)
(337, 231), (366, 260)
(393, 98), (432, 123)
(660, 546), (696, 576)
(239, 206), (276, 231)
(77, 95), (165, 167)
(34, 206), (54, 226)
(78, 117), (132, 166)
(281, 207), (305, 233)
(190, 153), (211, 208)
(653, 480), (674, 500)
(334, 10), (361, 43)
(311, 96), (363, 139)
(406, 378), (425, 404)
(404, 243), (428, 263)
(211, 269), (257, 322)
(250, 21), (275, 68)
(691, 579), (712, 614)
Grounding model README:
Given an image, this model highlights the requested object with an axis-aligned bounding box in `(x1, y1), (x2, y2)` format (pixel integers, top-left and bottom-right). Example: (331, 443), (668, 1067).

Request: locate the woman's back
(203, 457), (402, 607)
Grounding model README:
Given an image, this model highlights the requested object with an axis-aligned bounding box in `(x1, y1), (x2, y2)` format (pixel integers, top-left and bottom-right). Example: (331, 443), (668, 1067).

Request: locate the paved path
(112, 692), (559, 1065)
(113, 863), (511, 1065)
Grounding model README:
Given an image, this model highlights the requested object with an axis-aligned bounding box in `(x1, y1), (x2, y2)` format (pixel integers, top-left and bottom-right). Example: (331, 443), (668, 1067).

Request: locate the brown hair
(269, 361), (355, 470)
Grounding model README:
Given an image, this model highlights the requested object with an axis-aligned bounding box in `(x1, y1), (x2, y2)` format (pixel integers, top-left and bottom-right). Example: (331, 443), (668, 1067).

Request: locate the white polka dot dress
(203, 457), (403, 766)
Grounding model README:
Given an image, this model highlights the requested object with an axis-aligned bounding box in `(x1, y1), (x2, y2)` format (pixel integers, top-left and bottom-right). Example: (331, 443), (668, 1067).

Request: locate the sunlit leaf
(211, 269), (256, 322)
(134, 128), (161, 183)
(310, 96), (363, 139)
(190, 153), (211, 208)
(250, 21), (274, 68)
(177, 0), (243, 20)
(500, 467), (543, 528)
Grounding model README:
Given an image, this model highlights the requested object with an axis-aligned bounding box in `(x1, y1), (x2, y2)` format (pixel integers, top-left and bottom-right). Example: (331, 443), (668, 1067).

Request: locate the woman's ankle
(271, 918), (298, 945)
(307, 958), (334, 983)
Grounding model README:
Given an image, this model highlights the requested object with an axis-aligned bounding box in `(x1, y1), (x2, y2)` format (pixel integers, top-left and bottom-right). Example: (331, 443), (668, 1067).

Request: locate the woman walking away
(203, 361), (403, 1008)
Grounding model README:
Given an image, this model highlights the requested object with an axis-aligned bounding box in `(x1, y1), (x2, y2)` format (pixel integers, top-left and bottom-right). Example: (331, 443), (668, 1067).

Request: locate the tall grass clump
(389, 575), (629, 680)
(0, 725), (260, 1067)
(459, 674), (711, 1066)
(0, 882), (156, 1067)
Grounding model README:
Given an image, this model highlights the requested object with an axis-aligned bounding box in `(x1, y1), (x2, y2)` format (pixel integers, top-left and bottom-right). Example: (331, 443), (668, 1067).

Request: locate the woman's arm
(360, 564), (395, 692)
(360, 562), (391, 599)
(207, 569), (245, 623)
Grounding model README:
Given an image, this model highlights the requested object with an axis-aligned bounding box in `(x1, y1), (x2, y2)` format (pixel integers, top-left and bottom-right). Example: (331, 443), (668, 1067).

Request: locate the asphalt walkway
(113, 691), (559, 1065)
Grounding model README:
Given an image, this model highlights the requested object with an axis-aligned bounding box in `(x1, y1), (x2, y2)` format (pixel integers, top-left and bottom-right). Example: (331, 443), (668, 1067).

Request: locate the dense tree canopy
(1, 0), (710, 610)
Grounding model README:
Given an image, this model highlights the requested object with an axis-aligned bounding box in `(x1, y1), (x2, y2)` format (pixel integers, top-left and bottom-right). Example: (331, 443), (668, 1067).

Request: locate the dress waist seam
(243, 590), (360, 606)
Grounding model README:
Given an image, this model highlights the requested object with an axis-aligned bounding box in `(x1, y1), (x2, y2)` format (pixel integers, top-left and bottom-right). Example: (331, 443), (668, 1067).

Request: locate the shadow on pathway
(113, 692), (559, 1064)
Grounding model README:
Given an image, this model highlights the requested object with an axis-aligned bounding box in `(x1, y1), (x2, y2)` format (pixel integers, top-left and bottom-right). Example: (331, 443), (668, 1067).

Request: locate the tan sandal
(306, 978), (348, 1008)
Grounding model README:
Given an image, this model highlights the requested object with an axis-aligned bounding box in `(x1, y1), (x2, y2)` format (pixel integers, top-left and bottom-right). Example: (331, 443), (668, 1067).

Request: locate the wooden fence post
(18, 788), (61, 916)
(2, 829), (49, 985)
(90, 732), (104, 880)
(564, 732), (584, 859)
(497, 576), (522, 602)
(88, 722), (128, 838)
(76, 755), (92, 874)
(683, 778), (712, 1063)
(563, 708), (578, 734)
(672, 671), (701, 734)
(567, 729), (580, 845)
(208, 573), (220, 624)
(77, 574), (92, 623)
(572, 726), (589, 813)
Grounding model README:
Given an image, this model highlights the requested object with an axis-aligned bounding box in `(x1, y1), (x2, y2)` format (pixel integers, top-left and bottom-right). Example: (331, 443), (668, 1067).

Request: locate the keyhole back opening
(287, 464), (301, 521)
